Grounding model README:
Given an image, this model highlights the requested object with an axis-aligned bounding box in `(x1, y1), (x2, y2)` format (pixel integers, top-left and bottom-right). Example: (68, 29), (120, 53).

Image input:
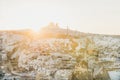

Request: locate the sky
(0, 0), (120, 34)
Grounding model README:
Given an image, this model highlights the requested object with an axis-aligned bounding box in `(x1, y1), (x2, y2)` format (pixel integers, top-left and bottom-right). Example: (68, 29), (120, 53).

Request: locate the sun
(30, 27), (41, 33)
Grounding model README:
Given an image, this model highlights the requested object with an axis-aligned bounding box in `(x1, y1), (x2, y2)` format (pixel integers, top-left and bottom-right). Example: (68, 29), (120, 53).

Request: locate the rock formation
(0, 26), (120, 80)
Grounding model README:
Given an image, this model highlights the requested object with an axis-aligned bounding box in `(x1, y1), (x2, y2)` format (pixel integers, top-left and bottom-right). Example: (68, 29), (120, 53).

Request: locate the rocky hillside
(0, 25), (120, 80)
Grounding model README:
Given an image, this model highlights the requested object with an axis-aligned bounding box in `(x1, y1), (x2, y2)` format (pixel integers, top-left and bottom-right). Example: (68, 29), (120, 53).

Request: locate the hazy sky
(0, 0), (120, 34)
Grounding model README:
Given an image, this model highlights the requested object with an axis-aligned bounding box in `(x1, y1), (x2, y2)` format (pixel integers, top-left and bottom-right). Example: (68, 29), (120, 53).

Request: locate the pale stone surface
(0, 30), (120, 80)
(54, 70), (73, 80)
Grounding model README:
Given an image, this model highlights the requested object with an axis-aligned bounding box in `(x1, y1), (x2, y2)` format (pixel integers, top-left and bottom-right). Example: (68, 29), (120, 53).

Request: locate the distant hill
(0, 23), (120, 39)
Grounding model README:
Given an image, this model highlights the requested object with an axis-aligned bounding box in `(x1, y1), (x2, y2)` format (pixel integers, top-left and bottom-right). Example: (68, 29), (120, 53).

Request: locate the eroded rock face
(28, 53), (76, 80)
(54, 70), (73, 80)
(1, 30), (120, 80)
(0, 32), (76, 80)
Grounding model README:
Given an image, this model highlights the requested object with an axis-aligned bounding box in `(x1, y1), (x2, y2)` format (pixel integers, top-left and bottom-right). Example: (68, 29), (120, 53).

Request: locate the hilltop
(0, 23), (120, 80)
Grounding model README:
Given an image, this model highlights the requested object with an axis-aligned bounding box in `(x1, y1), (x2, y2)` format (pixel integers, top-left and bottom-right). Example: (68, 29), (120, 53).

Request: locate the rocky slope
(0, 26), (120, 80)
